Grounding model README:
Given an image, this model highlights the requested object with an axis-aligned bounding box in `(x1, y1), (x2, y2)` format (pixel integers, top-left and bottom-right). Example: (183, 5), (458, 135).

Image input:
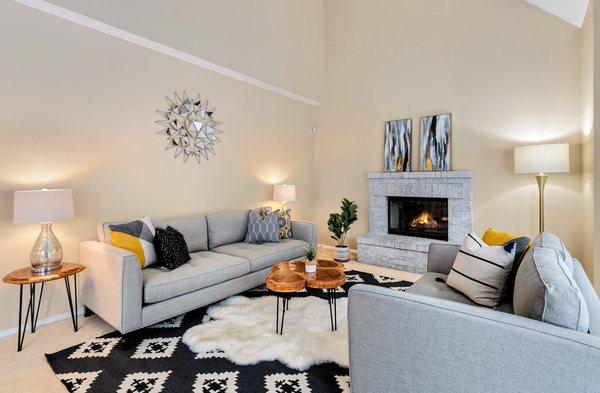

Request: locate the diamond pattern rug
(46, 270), (412, 392)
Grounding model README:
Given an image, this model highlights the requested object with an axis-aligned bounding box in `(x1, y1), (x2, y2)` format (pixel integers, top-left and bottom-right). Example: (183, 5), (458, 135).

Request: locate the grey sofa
(80, 211), (316, 334)
(349, 242), (600, 393)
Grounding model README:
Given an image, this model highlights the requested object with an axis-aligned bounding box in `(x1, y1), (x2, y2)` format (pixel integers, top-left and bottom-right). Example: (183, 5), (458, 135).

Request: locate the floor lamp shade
(514, 144), (569, 174)
(513, 144), (569, 233)
(13, 189), (74, 273)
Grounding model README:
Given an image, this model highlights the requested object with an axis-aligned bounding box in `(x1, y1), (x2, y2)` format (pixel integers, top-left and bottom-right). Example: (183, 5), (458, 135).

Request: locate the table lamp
(273, 184), (296, 211)
(14, 188), (74, 273)
(514, 144), (569, 233)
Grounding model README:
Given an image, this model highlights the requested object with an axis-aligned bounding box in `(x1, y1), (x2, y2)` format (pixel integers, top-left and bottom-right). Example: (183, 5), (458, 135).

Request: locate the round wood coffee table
(266, 261), (346, 334)
(2, 262), (85, 351)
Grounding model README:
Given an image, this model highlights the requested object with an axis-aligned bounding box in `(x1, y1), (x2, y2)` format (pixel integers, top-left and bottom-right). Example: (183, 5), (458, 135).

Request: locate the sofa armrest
(348, 284), (600, 393)
(291, 220), (317, 248)
(79, 241), (143, 333)
(427, 243), (459, 274)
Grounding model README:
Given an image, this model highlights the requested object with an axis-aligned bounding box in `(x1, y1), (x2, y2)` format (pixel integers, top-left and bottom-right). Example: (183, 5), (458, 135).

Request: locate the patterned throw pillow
(446, 232), (516, 307)
(154, 226), (190, 270)
(257, 206), (292, 239)
(245, 209), (281, 244)
(109, 217), (157, 268)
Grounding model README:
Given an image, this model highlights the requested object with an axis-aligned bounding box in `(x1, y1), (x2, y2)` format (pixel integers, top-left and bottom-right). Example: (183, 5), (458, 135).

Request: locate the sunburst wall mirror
(155, 92), (223, 164)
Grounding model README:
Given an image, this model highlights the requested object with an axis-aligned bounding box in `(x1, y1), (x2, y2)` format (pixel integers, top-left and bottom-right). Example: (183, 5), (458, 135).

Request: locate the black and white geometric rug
(46, 270), (412, 393)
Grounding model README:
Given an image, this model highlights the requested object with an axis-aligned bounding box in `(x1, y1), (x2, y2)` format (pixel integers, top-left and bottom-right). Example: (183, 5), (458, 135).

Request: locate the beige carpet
(0, 261), (420, 393)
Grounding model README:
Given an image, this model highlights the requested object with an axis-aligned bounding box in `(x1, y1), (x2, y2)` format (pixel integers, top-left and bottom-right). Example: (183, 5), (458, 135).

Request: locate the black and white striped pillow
(446, 233), (516, 307)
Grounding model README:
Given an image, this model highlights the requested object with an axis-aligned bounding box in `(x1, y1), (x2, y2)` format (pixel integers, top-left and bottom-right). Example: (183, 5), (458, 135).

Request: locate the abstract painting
(155, 91), (223, 164)
(384, 118), (412, 172)
(420, 114), (451, 171)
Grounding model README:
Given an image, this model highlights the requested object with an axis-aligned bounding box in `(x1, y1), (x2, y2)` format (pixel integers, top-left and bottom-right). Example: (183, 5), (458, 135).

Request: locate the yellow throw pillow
(482, 227), (520, 246)
(109, 217), (157, 268)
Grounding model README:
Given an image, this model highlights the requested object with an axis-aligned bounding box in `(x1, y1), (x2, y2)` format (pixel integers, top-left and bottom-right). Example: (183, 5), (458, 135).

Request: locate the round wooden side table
(2, 262), (85, 351)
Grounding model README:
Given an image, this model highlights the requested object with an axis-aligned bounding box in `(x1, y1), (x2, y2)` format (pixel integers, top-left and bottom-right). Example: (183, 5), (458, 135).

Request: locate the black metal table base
(272, 288), (339, 335)
(16, 274), (79, 352)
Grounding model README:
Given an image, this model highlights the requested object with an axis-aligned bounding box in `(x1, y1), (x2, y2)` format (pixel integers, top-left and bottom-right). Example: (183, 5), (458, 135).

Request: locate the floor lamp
(514, 143), (569, 233)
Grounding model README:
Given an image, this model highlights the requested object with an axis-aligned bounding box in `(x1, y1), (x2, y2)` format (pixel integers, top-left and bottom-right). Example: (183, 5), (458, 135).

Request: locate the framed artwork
(420, 113), (451, 171)
(384, 118), (412, 172)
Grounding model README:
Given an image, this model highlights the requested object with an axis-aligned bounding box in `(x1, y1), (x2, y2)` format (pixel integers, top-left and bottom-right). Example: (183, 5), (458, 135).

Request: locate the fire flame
(410, 211), (438, 229)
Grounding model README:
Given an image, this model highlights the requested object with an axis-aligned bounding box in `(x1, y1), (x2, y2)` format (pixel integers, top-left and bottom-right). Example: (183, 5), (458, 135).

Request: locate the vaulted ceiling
(526, 0), (590, 28)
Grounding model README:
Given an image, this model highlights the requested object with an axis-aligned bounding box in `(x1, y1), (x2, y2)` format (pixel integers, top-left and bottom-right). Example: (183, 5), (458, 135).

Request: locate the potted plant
(304, 246), (318, 274)
(327, 198), (358, 262)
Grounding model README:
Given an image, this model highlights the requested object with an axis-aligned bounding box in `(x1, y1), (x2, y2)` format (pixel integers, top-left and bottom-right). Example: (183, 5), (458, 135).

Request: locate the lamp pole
(535, 173), (548, 233)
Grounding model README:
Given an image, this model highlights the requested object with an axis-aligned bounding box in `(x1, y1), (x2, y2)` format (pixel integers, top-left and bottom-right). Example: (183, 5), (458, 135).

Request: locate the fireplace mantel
(357, 171), (472, 273)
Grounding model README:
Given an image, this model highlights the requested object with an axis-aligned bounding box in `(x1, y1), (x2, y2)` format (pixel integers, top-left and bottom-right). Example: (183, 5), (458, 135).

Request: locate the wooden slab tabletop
(306, 268), (346, 290)
(3, 262), (86, 285)
(270, 261), (305, 274)
(316, 260), (344, 270)
(266, 271), (306, 293)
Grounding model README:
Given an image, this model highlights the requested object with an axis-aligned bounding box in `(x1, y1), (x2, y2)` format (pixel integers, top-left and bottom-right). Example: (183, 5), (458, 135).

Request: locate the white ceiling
(526, 0), (590, 28)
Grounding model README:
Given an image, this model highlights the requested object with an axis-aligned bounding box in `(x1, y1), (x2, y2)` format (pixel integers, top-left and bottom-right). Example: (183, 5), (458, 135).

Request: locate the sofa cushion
(153, 215), (208, 252)
(407, 273), (514, 313)
(212, 239), (308, 272)
(572, 259), (600, 336)
(407, 273), (476, 306)
(531, 232), (573, 272)
(206, 211), (249, 249)
(514, 247), (589, 332)
(142, 251), (250, 303)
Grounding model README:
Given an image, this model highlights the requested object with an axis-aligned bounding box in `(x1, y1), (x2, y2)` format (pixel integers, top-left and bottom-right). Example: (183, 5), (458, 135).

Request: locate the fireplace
(388, 196), (449, 241)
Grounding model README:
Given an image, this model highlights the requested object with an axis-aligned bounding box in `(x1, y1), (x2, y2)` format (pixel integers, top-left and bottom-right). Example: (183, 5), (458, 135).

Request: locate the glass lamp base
(30, 223), (63, 274)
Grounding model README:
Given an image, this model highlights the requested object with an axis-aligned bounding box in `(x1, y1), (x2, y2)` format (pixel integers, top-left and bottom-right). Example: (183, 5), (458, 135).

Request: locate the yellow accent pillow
(110, 231), (146, 267)
(482, 227), (520, 246)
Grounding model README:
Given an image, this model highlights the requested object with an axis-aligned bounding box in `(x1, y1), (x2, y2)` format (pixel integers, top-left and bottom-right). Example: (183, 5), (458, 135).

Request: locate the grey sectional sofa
(349, 240), (600, 393)
(80, 211), (316, 334)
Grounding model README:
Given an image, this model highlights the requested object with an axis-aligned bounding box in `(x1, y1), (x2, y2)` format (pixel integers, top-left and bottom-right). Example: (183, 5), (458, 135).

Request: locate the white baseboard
(0, 307), (85, 339)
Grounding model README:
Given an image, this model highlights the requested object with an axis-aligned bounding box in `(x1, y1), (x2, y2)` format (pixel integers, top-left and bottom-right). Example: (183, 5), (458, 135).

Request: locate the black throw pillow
(154, 226), (190, 270)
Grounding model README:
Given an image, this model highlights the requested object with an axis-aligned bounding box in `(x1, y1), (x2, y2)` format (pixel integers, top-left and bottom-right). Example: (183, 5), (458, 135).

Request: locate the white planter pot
(334, 245), (350, 262)
(305, 261), (317, 273)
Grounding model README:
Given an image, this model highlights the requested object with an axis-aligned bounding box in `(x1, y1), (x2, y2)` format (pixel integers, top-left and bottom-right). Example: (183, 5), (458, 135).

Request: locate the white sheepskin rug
(182, 295), (349, 371)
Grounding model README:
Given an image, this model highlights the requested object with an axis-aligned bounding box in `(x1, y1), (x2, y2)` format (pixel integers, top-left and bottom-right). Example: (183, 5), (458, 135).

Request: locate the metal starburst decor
(155, 92), (223, 163)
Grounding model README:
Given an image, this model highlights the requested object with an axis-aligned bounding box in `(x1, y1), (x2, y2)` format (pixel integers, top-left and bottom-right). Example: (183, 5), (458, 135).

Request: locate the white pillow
(446, 233), (516, 307)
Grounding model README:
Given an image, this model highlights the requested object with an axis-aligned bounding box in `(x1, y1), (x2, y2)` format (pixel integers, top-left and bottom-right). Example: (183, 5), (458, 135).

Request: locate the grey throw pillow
(531, 232), (573, 272)
(513, 247), (589, 332)
(245, 209), (281, 244)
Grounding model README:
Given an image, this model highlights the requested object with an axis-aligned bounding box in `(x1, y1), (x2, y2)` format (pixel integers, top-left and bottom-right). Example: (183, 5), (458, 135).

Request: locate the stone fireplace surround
(357, 171), (472, 273)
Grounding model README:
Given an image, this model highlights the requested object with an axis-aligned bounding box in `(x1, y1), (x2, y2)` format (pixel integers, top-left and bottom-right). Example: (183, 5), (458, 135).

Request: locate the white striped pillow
(446, 233), (516, 307)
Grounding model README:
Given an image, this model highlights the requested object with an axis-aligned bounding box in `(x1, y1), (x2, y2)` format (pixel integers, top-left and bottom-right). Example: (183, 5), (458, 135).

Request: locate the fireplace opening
(388, 196), (448, 241)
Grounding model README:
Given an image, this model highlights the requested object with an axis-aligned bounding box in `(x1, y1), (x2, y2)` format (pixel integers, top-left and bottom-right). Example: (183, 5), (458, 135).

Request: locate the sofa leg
(120, 332), (137, 350)
(83, 306), (94, 317)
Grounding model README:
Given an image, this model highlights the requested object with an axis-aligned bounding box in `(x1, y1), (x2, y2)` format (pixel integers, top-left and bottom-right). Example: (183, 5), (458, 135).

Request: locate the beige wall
(46, 0), (325, 102)
(315, 0), (586, 264)
(0, 1), (320, 332)
(593, 0), (600, 290)
(582, 2), (595, 281)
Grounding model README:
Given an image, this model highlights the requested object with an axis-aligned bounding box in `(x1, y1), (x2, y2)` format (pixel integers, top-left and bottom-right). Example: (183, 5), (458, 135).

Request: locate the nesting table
(2, 262), (85, 351)
(266, 260), (345, 335)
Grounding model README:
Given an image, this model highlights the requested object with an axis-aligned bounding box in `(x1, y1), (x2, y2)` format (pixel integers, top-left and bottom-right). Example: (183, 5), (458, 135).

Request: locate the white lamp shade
(14, 189), (74, 224)
(273, 184), (296, 202)
(514, 143), (569, 174)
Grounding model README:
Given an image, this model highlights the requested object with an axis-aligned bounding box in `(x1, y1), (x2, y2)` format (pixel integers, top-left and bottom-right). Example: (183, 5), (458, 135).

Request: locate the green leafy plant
(305, 246), (318, 261)
(327, 198), (358, 246)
